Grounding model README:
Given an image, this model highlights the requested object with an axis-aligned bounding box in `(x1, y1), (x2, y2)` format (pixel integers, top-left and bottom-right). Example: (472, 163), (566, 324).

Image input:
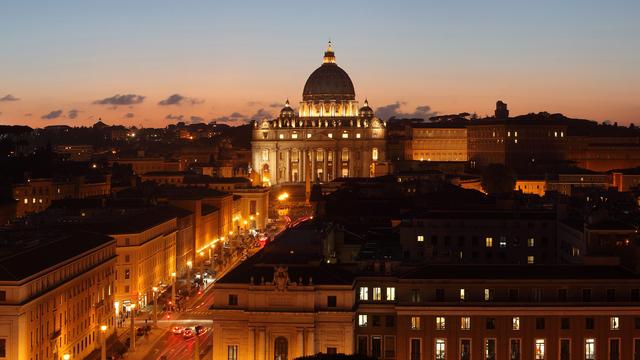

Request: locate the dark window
(372, 315), (380, 327)
(0, 291), (5, 302)
(486, 318), (495, 330)
(385, 316), (395, 327)
(124, 269), (130, 280)
(371, 336), (382, 358)
(435, 288), (445, 301)
(535, 317), (545, 330)
(632, 288), (640, 301)
(384, 336), (396, 358)
(472, 236), (479, 246)
(634, 339), (640, 360)
(558, 289), (568, 302)
(411, 289), (420, 303)
(582, 289), (592, 302)
(460, 339), (471, 360)
(607, 288), (616, 302)
(635, 317), (640, 329)
(274, 337), (288, 360)
(357, 336), (367, 355)
(560, 339), (570, 360)
(610, 338), (620, 360)
(249, 200), (257, 215)
(510, 339), (521, 360)
(0, 338), (5, 358)
(327, 296), (337, 308)
(458, 236), (465, 246)
(228, 294), (238, 306)
(410, 338), (421, 360)
(561, 318), (570, 330)
(509, 289), (519, 301)
(326, 347), (337, 355)
(586, 317), (595, 330)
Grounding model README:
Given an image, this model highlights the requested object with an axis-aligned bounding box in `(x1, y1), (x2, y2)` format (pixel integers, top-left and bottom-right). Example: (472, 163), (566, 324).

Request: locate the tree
(481, 163), (516, 195)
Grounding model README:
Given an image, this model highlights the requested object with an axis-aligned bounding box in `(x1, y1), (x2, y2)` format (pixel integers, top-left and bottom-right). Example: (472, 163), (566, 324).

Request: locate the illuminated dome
(302, 42), (355, 102)
(279, 99), (296, 118)
(359, 99), (374, 119)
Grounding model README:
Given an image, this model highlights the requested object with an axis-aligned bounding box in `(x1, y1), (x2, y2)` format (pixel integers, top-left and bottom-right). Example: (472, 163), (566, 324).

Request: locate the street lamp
(100, 325), (107, 360)
(63, 354), (70, 360)
(171, 272), (176, 312)
(199, 251), (205, 288)
(187, 260), (193, 286)
(152, 286), (158, 328)
(129, 303), (136, 352)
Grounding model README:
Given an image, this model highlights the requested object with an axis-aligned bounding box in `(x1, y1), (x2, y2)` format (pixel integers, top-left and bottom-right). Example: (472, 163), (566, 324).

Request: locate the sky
(0, 0), (639, 128)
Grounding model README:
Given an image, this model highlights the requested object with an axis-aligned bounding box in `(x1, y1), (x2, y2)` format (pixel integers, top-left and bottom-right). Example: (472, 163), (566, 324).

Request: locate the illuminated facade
(0, 230), (116, 360)
(252, 42), (386, 185)
(408, 125), (468, 162)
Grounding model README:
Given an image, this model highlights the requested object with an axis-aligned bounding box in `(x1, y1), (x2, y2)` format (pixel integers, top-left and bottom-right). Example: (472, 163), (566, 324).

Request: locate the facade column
(285, 149), (290, 183)
(322, 149), (327, 182)
(311, 149), (316, 182)
(305, 328), (315, 356)
(301, 149), (306, 183)
(257, 328), (266, 360)
(248, 327), (255, 360)
(297, 328), (305, 358)
(332, 149), (337, 180)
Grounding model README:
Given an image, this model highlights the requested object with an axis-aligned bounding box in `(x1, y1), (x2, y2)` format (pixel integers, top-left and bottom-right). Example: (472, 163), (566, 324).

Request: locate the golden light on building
(100, 324), (107, 332)
(277, 192), (290, 201)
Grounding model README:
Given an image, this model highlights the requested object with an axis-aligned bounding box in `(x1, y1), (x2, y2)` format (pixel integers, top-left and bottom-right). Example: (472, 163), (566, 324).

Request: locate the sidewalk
(122, 323), (168, 360)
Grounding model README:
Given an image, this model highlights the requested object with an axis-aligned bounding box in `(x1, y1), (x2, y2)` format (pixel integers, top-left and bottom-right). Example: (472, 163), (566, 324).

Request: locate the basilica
(252, 42), (386, 185)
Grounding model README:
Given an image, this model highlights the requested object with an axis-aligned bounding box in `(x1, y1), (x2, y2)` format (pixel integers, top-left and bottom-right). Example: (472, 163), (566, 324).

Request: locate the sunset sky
(1, 0), (638, 128)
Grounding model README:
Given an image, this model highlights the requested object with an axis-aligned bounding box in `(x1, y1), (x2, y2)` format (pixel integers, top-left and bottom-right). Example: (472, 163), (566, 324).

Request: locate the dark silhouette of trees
(481, 163), (516, 195)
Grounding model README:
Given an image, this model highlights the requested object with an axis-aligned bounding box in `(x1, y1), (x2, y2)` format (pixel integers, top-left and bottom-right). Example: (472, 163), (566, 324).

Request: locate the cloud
(190, 116), (204, 124)
(249, 108), (272, 121)
(94, 94), (145, 106)
(269, 102), (285, 108)
(375, 101), (437, 120)
(0, 94), (20, 102)
(24, 113), (32, 117)
(67, 109), (81, 119)
(41, 110), (63, 120)
(124, 112), (135, 118)
(165, 114), (185, 121)
(247, 101), (263, 107)
(158, 94), (203, 106)
(212, 111), (248, 124)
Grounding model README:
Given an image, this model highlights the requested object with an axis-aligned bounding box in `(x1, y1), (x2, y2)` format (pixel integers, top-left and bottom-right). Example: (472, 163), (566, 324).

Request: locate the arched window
(341, 148), (349, 162)
(274, 336), (288, 360)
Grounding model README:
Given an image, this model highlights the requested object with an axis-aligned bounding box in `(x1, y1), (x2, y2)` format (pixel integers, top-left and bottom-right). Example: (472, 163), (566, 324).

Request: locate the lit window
(417, 235), (424, 242)
(554, 131), (558, 137)
(342, 132), (348, 139)
(372, 148), (379, 161)
(435, 339), (446, 360)
(535, 339), (545, 360)
(459, 289), (466, 301)
(460, 317), (471, 330)
(32, 198), (36, 204)
(528, 256), (535, 264)
(411, 316), (421, 330)
(610, 316), (620, 330)
(328, 133), (333, 138)
(23, 198), (28, 204)
(356, 133), (361, 138)
(291, 133), (298, 139)
(307, 133), (312, 139)
(373, 287), (382, 301)
(484, 288), (494, 301)
(585, 338), (595, 360)
(359, 287), (369, 301)
(386, 287), (396, 301)
(358, 314), (368, 327)
(261, 149), (269, 161)
(499, 239), (507, 248)
(560, 131), (564, 137)
(485, 237), (493, 247)
(528, 238), (535, 247)
(514, 131), (518, 137)
(436, 317), (446, 330)
(279, 133), (284, 139)
(512, 316), (520, 330)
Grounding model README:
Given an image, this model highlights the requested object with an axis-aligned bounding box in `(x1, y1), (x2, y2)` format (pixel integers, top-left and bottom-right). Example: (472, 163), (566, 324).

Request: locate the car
(136, 327), (145, 336)
(171, 326), (184, 334)
(194, 325), (208, 335)
(182, 328), (194, 338)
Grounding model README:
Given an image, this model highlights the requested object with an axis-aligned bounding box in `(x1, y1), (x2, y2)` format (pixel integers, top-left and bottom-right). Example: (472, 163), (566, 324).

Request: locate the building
(0, 229), (116, 360)
(467, 106), (567, 171)
(53, 145), (94, 162)
(567, 136), (640, 172)
(12, 176), (111, 218)
(111, 157), (181, 175)
(251, 42), (386, 185)
(408, 123), (468, 162)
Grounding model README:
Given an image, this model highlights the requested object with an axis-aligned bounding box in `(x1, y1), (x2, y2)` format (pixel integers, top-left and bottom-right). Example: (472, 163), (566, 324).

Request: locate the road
(132, 255), (248, 360)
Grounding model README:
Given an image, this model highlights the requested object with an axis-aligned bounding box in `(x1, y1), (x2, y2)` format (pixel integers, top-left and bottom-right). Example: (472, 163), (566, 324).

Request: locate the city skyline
(1, 0), (639, 128)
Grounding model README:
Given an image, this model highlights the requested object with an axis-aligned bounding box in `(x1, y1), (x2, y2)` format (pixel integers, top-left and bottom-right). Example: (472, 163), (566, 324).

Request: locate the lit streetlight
(100, 325), (107, 360)
(171, 272), (176, 312)
(63, 354), (71, 360)
(152, 286), (158, 328)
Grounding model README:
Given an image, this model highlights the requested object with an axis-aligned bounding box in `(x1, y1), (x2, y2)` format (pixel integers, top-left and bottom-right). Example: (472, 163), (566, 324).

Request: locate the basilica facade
(251, 43), (386, 185)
